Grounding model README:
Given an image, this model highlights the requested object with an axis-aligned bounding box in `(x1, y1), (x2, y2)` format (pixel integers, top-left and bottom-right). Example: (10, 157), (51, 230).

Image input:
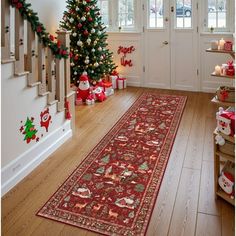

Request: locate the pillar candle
(211, 40), (218, 50)
(219, 38), (225, 50)
(215, 65), (221, 75)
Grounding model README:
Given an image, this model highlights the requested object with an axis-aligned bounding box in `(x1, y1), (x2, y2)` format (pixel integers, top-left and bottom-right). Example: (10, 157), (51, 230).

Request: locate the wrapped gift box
(216, 86), (235, 103)
(117, 77), (127, 89)
(224, 41), (233, 51)
(103, 81), (114, 96)
(110, 75), (118, 89)
(226, 61), (235, 76)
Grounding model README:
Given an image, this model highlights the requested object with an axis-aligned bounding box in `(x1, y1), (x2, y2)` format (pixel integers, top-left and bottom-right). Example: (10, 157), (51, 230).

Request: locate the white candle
(219, 38), (225, 50)
(215, 65), (221, 75)
(211, 40), (218, 50)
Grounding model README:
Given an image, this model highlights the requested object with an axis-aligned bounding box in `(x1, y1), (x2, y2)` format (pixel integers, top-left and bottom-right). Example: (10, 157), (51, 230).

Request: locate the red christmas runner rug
(37, 92), (187, 236)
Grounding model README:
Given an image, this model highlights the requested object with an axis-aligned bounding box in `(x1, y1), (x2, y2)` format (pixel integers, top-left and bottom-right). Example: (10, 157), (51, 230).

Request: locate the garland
(10, 0), (69, 59)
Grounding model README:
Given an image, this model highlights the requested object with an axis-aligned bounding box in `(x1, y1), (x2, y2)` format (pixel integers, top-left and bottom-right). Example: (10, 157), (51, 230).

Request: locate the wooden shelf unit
(208, 46), (235, 206)
(206, 48), (235, 57)
(211, 96), (235, 107)
(213, 131), (235, 206)
(211, 72), (235, 79)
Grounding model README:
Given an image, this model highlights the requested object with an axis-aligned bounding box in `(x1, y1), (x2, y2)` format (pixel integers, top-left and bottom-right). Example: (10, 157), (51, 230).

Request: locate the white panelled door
(144, 0), (199, 91)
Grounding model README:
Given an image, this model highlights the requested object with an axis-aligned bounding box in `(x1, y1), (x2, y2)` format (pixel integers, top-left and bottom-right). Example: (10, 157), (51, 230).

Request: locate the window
(207, 0), (227, 30)
(175, 0), (192, 28)
(97, 0), (136, 31)
(148, 0), (164, 28)
(118, 0), (134, 28)
(97, 0), (109, 28)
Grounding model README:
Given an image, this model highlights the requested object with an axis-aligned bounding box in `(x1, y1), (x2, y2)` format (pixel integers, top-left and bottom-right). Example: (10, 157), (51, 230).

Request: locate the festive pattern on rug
(37, 92), (187, 235)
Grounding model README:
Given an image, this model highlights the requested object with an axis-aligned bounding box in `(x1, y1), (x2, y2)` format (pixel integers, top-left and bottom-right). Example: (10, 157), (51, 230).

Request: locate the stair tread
(1, 58), (15, 64)
(48, 100), (58, 106)
(39, 91), (50, 96)
(15, 71), (30, 76)
(28, 82), (41, 87)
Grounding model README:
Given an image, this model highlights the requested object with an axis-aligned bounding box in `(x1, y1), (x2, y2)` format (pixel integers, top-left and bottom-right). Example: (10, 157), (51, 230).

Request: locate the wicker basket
(219, 140), (235, 156)
(216, 86), (235, 103)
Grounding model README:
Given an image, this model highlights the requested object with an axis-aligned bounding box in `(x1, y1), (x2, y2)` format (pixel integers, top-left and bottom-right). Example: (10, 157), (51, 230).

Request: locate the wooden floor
(2, 87), (235, 236)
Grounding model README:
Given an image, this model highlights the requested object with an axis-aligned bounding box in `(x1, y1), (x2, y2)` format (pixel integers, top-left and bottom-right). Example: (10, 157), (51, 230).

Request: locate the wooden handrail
(1, 0), (74, 125)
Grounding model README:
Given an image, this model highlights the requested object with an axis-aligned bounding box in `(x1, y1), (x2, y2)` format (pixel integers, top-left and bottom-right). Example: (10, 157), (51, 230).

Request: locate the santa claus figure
(219, 171), (235, 198)
(76, 72), (94, 105)
(216, 107), (235, 136)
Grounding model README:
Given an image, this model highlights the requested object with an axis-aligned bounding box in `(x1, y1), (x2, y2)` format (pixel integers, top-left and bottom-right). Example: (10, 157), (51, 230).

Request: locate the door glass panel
(208, 0), (227, 29)
(176, 0), (192, 28)
(148, 0), (164, 28)
(118, 0), (134, 28)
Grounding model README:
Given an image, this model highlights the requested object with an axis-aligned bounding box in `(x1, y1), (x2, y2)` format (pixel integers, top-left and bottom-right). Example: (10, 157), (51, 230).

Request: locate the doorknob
(163, 41), (169, 45)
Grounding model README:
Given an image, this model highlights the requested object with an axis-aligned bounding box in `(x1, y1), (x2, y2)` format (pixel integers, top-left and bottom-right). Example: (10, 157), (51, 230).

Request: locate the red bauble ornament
(36, 26), (42, 33)
(57, 40), (61, 48)
(85, 7), (90, 12)
(88, 17), (93, 22)
(16, 2), (22, 8)
(86, 0), (91, 2)
(83, 30), (89, 36)
(69, 52), (73, 58)
(62, 50), (67, 55)
(77, 23), (82, 28)
(49, 34), (55, 41)
(74, 55), (79, 60)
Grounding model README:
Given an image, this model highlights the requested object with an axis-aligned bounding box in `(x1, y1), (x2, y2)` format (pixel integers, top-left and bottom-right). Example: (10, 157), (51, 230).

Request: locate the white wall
(1, 62), (72, 195)
(28, 0), (66, 35)
(107, 32), (143, 87)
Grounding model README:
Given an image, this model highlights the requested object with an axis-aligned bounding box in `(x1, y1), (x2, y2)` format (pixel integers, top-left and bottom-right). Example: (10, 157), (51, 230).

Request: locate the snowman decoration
(76, 72), (94, 105)
(218, 171), (235, 198)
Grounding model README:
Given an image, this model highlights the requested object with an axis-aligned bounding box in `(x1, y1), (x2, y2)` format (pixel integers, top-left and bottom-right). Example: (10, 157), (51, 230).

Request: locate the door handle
(163, 41), (169, 45)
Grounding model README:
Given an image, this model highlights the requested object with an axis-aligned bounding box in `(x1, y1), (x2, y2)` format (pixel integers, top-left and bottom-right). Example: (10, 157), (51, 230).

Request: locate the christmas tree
(60, 0), (116, 86)
(23, 117), (38, 143)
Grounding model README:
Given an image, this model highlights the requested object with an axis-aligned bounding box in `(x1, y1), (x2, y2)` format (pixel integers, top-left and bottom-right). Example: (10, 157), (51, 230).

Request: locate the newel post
(56, 30), (75, 132)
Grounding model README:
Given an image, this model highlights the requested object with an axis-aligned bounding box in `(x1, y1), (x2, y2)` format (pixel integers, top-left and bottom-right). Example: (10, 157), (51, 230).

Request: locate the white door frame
(142, 0), (199, 91)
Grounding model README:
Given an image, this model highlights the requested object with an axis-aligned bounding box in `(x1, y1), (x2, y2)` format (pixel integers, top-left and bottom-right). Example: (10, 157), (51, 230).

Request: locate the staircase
(1, 0), (75, 196)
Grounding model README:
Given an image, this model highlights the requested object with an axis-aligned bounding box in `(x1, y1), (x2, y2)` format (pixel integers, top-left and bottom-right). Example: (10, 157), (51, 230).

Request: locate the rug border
(36, 92), (187, 236)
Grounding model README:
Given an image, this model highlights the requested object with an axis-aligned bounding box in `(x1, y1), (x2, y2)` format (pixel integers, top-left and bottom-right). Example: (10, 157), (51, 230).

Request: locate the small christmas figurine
(92, 86), (106, 102)
(76, 72), (94, 105)
(216, 107), (235, 136)
(218, 171), (235, 198)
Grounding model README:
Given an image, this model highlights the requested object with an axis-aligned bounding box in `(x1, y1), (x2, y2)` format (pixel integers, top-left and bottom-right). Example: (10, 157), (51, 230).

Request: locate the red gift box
(103, 81), (112, 90)
(224, 41), (233, 51)
(226, 61), (235, 76)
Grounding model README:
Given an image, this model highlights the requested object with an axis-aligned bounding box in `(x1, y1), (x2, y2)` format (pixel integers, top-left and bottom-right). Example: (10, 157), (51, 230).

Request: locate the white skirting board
(1, 121), (72, 196)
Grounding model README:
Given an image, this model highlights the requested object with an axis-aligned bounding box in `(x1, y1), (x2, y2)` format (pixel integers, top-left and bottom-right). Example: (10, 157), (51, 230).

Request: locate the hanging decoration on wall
(9, 0), (69, 59)
(117, 46), (135, 67)
(65, 101), (72, 120)
(20, 117), (38, 144)
(40, 108), (52, 132)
